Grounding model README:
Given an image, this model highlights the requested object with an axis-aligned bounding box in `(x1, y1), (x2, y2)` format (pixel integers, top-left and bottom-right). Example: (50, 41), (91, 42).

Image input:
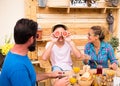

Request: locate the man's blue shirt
(0, 51), (36, 86)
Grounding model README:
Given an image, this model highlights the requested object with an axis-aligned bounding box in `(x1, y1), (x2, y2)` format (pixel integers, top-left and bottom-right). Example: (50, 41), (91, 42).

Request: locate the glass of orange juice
(69, 77), (77, 85)
(73, 67), (80, 74)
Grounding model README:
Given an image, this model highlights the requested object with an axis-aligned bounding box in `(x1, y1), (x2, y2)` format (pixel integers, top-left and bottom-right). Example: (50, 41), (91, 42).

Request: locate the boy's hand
(51, 33), (59, 43)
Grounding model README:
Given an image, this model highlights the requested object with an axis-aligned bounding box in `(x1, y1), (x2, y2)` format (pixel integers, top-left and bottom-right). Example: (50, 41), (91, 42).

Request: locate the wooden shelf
(36, 36), (50, 42)
(47, 6), (119, 13)
(47, 1), (120, 13)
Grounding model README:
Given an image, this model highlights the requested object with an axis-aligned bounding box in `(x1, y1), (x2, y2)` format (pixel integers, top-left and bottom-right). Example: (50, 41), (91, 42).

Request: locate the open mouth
(58, 36), (64, 41)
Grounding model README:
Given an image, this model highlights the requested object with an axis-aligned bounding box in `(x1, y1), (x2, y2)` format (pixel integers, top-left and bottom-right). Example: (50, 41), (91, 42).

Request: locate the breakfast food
(73, 67), (80, 74)
(80, 65), (92, 81)
(62, 31), (68, 37)
(106, 69), (115, 76)
(80, 71), (92, 81)
(69, 77), (77, 84)
(78, 71), (93, 86)
(106, 69), (115, 82)
(54, 31), (60, 38)
(83, 65), (90, 72)
(62, 31), (69, 37)
(78, 65), (93, 86)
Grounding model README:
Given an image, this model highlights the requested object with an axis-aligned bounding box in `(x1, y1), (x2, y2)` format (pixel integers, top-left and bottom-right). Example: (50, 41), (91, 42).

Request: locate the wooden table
(63, 68), (120, 86)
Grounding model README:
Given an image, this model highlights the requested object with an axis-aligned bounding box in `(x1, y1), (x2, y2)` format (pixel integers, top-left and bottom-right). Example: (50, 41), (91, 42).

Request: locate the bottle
(37, 25), (42, 40)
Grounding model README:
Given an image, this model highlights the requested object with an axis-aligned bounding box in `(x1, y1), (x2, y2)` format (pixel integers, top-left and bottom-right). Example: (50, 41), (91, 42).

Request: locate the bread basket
(77, 71), (93, 86)
(78, 78), (93, 86)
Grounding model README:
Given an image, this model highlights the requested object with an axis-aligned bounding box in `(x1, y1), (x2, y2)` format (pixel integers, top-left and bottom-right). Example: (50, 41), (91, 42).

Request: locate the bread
(81, 72), (92, 81)
(83, 65), (90, 72)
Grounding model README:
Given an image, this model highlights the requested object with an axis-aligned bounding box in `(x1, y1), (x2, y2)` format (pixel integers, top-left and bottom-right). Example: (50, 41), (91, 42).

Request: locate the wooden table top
(63, 68), (120, 86)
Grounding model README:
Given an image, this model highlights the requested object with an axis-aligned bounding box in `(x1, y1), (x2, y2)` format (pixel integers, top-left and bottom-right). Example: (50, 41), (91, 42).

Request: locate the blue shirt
(84, 41), (118, 69)
(0, 51), (36, 86)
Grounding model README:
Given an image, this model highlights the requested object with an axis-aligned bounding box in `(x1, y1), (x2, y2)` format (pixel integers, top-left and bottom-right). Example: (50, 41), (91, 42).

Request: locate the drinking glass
(73, 67), (80, 74)
(96, 65), (103, 74)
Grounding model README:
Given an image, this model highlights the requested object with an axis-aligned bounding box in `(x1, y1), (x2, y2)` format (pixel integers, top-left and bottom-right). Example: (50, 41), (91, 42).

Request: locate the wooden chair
(37, 57), (52, 86)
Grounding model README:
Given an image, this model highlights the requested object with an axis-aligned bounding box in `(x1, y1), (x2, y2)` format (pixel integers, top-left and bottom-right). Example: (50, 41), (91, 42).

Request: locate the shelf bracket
(67, 7), (70, 13)
(102, 8), (107, 13)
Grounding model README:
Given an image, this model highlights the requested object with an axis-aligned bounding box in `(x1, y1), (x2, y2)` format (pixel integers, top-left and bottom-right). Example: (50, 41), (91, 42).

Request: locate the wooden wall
(25, 0), (120, 62)
(24, 1), (120, 85)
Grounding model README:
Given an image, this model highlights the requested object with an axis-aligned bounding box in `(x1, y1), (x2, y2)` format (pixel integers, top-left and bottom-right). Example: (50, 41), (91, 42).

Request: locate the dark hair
(91, 26), (105, 41)
(14, 18), (38, 44)
(52, 24), (67, 32)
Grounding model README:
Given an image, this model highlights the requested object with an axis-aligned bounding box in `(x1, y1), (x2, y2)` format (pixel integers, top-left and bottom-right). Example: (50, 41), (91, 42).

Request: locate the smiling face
(87, 29), (98, 43)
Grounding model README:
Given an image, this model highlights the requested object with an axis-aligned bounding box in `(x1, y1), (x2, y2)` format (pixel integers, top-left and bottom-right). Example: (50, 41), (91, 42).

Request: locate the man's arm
(36, 71), (63, 81)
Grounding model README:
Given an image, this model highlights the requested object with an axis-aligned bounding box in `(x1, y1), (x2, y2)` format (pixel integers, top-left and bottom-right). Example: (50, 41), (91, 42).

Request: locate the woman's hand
(82, 54), (91, 64)
(54, 77), (69, 86)
(109, 63), (118, 70)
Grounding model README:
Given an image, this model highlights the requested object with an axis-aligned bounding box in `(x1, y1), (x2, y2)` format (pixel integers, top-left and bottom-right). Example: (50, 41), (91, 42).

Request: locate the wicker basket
(77, 75), (94, 86)
(47, 0), (70, 7)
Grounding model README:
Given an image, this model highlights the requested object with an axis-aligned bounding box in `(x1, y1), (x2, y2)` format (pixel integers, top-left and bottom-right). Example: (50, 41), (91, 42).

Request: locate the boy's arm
(42, 41), (54, 60)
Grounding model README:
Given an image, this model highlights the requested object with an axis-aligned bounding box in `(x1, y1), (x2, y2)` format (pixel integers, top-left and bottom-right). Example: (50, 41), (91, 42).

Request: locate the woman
(42, 24), (82, 71)
(84, 26), (118, 70)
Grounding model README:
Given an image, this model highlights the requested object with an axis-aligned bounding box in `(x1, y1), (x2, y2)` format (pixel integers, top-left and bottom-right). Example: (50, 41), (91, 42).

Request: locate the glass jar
(96, 65), (103, 74)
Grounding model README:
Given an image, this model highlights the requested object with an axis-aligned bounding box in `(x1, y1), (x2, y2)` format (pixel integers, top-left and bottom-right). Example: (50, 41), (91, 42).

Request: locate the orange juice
(73, 67), (80, 74)
(69, 77), (77, 84)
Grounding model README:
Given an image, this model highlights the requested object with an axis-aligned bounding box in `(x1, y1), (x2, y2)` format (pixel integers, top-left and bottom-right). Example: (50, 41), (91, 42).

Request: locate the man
(0, 18), (69, 86)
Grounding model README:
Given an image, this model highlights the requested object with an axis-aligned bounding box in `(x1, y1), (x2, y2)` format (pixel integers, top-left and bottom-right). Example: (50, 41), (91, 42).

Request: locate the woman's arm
(107, 43), (118, 70)
(83, 43), (91, 64)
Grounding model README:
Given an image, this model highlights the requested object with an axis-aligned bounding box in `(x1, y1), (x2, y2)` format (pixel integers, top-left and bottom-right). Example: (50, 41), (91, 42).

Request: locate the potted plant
(0, 35), (13, 69)
(108, 36), (119, 51)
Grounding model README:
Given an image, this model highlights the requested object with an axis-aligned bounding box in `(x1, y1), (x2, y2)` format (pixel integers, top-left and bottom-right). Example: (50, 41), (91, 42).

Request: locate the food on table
(96, 65), (103, 74)
(73, 67), (80, 74)
(83, 65), (90, 72)
(80, 71), (92, 81)
(69, 77), (77, 84)
(100, 74), (107, 86)
(106, 69), (115, 76)
(80, 65), (92, 81)
(105, 69), (115, 82)
(78, 71), (93, 86)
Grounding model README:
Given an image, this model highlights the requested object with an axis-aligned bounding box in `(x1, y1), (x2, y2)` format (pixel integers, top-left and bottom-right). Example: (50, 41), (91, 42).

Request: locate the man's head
(14, 18), (38, 51)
